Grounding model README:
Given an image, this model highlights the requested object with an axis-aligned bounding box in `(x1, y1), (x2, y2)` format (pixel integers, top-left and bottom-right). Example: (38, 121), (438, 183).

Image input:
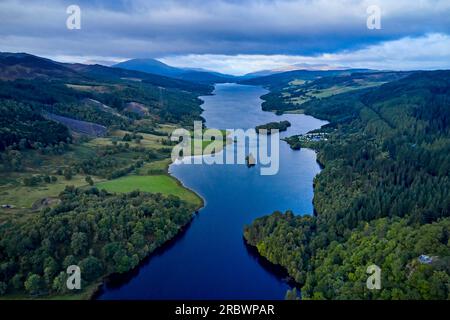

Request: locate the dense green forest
(0, 187), (195, 296)
(0, 100), (71, 151)
(244, 70), (450, 299)
(246, 212), (450, 299)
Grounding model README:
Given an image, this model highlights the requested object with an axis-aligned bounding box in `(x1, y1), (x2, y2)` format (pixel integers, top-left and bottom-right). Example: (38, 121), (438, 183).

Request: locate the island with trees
(255, 120), (291, 134)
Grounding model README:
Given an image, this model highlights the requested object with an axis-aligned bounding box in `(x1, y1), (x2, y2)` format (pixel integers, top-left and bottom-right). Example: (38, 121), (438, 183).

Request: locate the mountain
(0, 52), (212, 94)
(64, 63), (211, 93)
(114, 58), (236, 84)
(243, 63), (351, 78)
(0, 52), (84, 81)
(242, 70), (280, 78)
(0, 52), (214, 136)
(114, 58), (182, 77)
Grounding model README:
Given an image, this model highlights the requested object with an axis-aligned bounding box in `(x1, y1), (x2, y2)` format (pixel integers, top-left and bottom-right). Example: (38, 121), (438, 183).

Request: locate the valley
(0, 52), (449, 301)
(96, 83), (327, 300)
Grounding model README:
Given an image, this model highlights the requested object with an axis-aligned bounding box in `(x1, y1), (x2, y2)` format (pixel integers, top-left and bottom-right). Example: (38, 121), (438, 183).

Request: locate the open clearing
(96, 174), (202, 207)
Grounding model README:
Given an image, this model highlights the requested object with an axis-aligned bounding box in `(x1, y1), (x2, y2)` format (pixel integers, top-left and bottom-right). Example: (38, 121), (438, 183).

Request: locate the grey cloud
(0, 0), (449, 58)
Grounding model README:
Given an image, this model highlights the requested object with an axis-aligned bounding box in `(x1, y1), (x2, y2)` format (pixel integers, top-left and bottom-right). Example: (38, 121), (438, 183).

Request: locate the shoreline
(93, 83), (325, 300)
(90, 156), (206, 300)
(242, 238), (303, 291)
(239, 87), (328, 297)
(91, 207), (200, 300)
(241, 141), (325, 295)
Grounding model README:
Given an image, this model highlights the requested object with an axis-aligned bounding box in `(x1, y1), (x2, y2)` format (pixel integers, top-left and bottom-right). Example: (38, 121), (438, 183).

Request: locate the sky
(0, 0), (449, 75)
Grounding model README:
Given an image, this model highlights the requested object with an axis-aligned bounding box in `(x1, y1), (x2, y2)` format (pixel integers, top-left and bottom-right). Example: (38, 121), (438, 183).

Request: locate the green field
(96, 174), (202, 207)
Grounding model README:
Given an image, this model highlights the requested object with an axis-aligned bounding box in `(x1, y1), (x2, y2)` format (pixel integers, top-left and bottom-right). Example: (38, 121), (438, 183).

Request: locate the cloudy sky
(1, 0), (449, 74)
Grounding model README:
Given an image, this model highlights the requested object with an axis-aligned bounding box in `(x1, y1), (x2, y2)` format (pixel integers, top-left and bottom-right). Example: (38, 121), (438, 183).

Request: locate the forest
(0, 100), (71, 151)
(0, 187), (195, 296)
(244, 70), (450, 299)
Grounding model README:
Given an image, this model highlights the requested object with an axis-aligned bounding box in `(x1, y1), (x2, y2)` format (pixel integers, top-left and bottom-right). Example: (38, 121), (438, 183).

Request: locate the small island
(255, 120), (291, 134)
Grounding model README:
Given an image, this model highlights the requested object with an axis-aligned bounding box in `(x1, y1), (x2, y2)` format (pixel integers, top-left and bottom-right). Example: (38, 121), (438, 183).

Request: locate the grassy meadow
(96, 174), (202, 208)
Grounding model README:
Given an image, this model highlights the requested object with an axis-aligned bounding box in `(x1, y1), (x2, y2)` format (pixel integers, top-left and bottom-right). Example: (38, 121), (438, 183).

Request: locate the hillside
(252, 70), (413, 113)
(244, 70), (450, 300)
(239, 69), (369, 88)
(66, 63), (212, 94)
(0, 52), (213, 299)
(0, 52), (214, 145)
(0, 52), (84, 81)
(0, 53), (212, 93)
(114, 58), (182, 77)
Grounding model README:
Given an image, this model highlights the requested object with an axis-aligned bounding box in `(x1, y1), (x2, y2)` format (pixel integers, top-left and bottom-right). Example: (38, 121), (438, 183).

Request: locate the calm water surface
(98, 83), (327, 299)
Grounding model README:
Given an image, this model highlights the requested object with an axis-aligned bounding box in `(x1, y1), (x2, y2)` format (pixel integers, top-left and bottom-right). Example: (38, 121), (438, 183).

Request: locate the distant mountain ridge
(0, 52), (212, 93)
(243, 63), (352, 78)
(0, 52), (376, 88)
(114, 58), (182, 77)
(239, 68), (372, 88)
(114, 58), (236, 84)
(0, 52), (84, 81)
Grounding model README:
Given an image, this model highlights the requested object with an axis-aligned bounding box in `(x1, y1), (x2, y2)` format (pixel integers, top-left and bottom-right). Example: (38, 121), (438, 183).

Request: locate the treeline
(0, 187), (195, 297)
(244, 70), (450, 299)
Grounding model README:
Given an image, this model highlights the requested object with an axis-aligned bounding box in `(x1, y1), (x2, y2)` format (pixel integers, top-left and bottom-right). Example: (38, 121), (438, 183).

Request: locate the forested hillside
(239, 69), (359, 87)
(244, 70), (450, 299)
(0, 53), (212, 151)
(0, 52), (209, 298)
(251, 71), (412, 113)
(0, 100), (71, 151)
